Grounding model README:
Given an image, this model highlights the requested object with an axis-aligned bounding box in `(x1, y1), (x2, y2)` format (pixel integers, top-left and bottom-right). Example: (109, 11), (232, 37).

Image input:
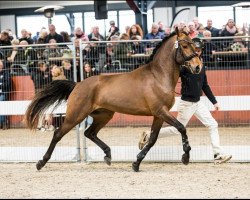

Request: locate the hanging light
(34, 5), (64, 18)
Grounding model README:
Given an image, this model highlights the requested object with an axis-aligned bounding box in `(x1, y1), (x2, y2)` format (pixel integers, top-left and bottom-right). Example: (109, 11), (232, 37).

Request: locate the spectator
(131, 35), (145, 54)
(104, 43), (114, 71)
(193, 17), (203, 31)
(27, 31), (34, 44)
(45, 24), (64, 43)
(32, 31), (40, 44)
(43, 39), (63, 66)
(5, 28), (16, 41)
(130, 35), (145, 67)
(10, 40), (37, 73)
(51, 64), (68, 130)
(30, 60), (52, 131)
(220, 19), (239, 50)
(128, 24), (144, 39)
(0, 31), (11, 46)
(231, 32), (247, 52)
(124, 25), (130, 35)
(187, 21), (198, 39)
(88, 26), (105, 41)
(83, 38), (100, 73)
(0, 60), (11, 130)
(83, 61), (99, 79)
(73, 27), (89, 42)
(113, 33), (132, 69)
(19, 29), (34, 44)
(6, 39), (19, 71)
(51, 64), (66, 80)
(60, 31), (71, 42)
(164, 26), (172, 37)
(106, 20), (120, 41)
(31, 61), (52, 92)
(62, 59), (73, 81)
(205, 19), (220, 37)
(197, 25), (205, 38)
(36, 28), (48, 44)
(7, 39), (19, 62)
(158, 21), (165, 33)
(144, 23), (164, 51)
(202, 31), (218, 67)
(220, 19), (238, 37)
(145, 23), (165, 40)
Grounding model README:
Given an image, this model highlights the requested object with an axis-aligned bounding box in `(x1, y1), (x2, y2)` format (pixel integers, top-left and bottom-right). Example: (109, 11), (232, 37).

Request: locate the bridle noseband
(174, 39), (198, 65)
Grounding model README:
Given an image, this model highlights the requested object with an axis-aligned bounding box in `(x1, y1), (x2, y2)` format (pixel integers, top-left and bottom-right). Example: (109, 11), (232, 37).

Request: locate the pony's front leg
(36, 128), (65, 170)
(160, 109), (191, 165)
(132, 117), (163, 172)
(179, 124), (191, 165)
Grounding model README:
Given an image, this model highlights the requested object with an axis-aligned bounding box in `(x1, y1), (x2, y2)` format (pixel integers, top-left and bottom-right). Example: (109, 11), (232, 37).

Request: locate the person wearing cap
(138, 37), (232, 164)
(106, 20), (120, 41)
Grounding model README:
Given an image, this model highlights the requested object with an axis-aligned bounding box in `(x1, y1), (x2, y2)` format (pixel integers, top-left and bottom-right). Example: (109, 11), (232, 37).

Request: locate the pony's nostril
(195, 66), (200, 73)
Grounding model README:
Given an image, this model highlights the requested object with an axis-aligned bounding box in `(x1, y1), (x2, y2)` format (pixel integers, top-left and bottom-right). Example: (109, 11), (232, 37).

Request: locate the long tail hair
(25, 80), (76, 130)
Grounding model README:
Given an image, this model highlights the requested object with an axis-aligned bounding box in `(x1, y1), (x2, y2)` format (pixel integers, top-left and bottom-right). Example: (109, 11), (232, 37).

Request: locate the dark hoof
(36, 160), (44, 170)
(132, 162), (140, 172)
(104, 156), (111, 166)
(181, 153), (190, 165)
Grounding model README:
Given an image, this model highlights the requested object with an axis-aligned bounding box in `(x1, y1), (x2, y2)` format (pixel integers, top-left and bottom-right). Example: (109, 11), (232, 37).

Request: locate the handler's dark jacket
(180, 65), (217, 105)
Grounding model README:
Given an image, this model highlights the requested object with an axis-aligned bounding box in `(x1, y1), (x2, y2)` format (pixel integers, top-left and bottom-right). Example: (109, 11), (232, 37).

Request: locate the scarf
(226, 25), (237, 34)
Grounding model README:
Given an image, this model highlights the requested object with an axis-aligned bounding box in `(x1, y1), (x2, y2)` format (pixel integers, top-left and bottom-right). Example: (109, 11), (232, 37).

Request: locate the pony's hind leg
(36, 115), (86, 170)
(132, 117), (163, 172)
(84, 109), (114, 166)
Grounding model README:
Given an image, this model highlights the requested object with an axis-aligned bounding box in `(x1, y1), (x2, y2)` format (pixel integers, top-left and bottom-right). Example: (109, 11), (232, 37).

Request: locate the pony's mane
(146, 30), (188, 64)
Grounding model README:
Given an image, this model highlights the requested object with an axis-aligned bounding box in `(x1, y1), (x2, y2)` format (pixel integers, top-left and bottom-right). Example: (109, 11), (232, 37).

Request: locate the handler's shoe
(214, 154), (232, 164)
(138, 131), (150, 150)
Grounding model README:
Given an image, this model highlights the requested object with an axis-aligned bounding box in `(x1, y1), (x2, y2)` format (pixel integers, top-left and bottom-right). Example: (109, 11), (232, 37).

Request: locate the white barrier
(1, 96), (250, 115)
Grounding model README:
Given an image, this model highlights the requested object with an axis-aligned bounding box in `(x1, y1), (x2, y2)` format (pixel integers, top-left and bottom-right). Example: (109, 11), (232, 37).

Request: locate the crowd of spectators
(0, 18), (248, 75)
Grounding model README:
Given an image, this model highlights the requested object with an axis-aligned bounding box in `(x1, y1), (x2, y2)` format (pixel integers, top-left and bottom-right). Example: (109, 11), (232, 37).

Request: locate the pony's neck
(150, 36), (180, 89)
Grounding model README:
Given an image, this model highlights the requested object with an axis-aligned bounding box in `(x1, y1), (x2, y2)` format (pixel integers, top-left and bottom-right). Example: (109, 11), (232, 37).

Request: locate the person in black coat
(0, 60), (11, 129)
(45, 24), (64, 43)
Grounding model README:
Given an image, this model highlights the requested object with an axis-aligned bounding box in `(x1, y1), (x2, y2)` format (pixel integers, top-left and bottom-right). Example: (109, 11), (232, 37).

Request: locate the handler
(138, 37), (232, 164)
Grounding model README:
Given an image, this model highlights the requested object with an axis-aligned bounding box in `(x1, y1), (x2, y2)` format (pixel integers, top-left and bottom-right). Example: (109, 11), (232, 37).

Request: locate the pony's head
(174, 27), (202, 74)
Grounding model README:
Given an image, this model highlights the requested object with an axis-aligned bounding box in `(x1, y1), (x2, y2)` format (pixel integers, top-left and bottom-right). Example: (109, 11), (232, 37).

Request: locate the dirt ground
(0, 127), (250, 198)
(0, 162), (250, 199)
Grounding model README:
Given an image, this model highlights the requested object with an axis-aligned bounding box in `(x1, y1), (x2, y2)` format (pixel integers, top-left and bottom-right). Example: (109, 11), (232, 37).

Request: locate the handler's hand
(214, 103), (220, 111)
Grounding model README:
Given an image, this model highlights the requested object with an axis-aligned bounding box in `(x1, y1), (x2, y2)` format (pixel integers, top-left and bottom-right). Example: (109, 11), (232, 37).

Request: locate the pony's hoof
(104, 156), (111, 166)
(36, 160), (44, 171)
(132, 162), (140, 172)
(181, 153), (190, 165)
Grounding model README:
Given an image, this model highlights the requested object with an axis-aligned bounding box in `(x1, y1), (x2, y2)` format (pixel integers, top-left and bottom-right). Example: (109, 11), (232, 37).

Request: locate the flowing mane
(146, 30), (189, 64)
(146, 31), (177, 64)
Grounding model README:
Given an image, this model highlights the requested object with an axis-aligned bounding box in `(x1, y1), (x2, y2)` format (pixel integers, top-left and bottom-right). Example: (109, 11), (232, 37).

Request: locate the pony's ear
(175, 26), (180, 36)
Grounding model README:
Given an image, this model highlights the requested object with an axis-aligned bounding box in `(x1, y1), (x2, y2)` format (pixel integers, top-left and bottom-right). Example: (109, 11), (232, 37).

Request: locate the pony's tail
(25, 80), (76, 130)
